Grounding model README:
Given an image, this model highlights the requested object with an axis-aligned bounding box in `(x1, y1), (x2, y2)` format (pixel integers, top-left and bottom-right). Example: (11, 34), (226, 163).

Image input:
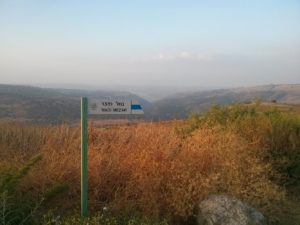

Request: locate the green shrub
(0, 154), (43, 225)
(182, 103), (300, 186)
(41, 212), (169, 225)
(0, 155), (69, 225)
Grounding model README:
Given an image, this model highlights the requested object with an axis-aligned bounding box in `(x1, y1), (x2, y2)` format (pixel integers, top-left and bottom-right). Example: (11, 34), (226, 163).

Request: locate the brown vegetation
(0, 104), (299, 224)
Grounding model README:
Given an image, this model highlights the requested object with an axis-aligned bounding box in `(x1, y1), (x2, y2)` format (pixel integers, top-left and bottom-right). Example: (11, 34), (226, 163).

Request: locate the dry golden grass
(0, 119), (287, 222)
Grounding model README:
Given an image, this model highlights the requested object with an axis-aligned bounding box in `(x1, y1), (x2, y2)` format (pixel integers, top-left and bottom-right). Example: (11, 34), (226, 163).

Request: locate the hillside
(0, 103), (299, 224)
(0, 84), (299, 123)
(150, 84), (300, 119)
(0, 84), (151, 123)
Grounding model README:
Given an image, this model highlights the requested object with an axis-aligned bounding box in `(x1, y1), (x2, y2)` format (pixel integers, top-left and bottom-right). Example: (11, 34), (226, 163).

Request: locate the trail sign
(81, 97), (143, 218)
(88, 99), (144, 115)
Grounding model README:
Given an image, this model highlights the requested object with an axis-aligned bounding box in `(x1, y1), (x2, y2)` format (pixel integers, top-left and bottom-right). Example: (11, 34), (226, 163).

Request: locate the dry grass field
(0, 103), (300, 225)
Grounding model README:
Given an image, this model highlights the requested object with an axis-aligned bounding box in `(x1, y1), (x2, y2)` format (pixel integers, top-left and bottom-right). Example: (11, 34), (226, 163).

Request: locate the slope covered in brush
(0, 103), (299, 224)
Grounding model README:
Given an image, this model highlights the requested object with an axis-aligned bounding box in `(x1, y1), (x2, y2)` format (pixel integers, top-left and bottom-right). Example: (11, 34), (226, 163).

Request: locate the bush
(0, 154), (69, 225)
(0, 155), (43, 225)
(188, 104), (300, 186)
(41, 212), (169, 225)
(0, 105), (299, 224)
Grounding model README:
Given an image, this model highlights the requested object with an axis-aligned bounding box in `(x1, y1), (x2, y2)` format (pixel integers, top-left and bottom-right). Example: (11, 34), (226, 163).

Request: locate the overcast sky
(0, 0), (299, 88)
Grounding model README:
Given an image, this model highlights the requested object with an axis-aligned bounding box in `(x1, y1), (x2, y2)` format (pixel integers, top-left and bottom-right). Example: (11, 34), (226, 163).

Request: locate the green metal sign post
(81, 97), (88, 217)
(80, 97), (143, 218)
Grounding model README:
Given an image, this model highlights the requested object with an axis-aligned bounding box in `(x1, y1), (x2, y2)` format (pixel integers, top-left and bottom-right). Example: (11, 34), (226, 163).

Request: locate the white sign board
(88, 98), (144, 115)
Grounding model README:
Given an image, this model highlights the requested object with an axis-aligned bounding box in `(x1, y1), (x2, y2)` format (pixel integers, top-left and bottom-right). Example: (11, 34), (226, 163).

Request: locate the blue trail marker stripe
(131, 104), (142, 110)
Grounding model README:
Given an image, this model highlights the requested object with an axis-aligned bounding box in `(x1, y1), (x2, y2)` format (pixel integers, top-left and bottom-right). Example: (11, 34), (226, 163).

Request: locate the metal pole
(81, 97), (88, 217)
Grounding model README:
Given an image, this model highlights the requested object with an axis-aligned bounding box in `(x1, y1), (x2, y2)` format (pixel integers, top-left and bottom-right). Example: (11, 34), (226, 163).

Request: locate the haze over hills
(0, 83), (299, 123)
(34, 83), (221, 102)
(0, 84), (151, 123)
(151, 84), (300, 119)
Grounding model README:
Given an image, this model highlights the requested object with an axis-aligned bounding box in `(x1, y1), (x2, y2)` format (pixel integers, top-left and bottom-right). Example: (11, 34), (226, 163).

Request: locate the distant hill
(0, 84), (151, 123)
(1, 84), (299, 123)
(149, 84), (300, 119)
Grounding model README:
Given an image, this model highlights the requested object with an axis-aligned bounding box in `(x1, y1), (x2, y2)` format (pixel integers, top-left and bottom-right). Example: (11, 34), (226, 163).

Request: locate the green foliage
(183, 103), (300, 186)
(0, 154), (43, 225)
(1, 155), (42, 193)
(41, 212), (169, 225)
(43, 183), (69, 203)
(0, 155), (69, 225)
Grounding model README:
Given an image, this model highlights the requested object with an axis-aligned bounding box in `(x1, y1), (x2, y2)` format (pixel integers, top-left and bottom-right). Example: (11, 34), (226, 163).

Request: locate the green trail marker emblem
(81, 97), (143, 217)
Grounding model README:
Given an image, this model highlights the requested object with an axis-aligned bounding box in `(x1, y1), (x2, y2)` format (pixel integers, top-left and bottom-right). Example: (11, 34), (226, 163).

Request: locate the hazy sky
(0, 0), (299, 88)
